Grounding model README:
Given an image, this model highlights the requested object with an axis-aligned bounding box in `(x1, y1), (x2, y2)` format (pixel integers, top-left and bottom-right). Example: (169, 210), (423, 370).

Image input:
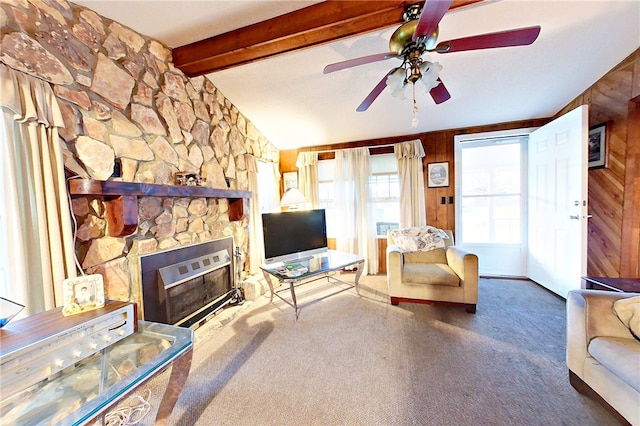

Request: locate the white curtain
(334, 147), (378, 274)
(296, 151), (319, 208)
(246, 155), (265, 274)
(0, 64), (77, 316)
(270, 161), (281, 211)
(394, 140), (427, 227)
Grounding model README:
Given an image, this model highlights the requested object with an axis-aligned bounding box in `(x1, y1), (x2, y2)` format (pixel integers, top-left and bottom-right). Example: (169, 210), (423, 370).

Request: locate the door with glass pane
(454, 133), (528, 276)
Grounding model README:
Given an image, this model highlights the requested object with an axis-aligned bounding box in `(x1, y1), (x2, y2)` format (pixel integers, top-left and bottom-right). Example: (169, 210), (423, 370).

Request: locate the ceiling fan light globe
(386, 67), (407, 92)
(390, 84), (409, 100)
(419, 61), (442, 92)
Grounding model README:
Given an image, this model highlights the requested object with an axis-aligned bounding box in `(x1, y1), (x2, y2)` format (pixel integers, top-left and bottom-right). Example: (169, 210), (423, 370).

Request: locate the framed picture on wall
(588, 122), (608, 169)
(283, 172), (298, 190)
(427, 162), (449, 188)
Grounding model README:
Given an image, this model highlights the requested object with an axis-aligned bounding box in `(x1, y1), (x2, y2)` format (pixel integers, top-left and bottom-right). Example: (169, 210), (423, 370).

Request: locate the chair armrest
(566, 289), (640, 375)
(445, 246), (478, 287)
(386, 244), (403, 287)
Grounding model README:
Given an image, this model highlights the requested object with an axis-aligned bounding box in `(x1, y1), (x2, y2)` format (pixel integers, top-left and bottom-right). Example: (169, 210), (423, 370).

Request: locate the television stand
(260, 250), (365, 319)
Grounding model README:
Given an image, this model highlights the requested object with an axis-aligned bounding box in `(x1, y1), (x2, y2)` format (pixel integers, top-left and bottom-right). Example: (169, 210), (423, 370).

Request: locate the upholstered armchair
(386, 227), (479, 313)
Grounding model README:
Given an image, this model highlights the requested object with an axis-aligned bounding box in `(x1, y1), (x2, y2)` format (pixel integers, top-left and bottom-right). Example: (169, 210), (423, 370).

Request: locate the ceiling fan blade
(435, 26), (541, 53)
(356, 68), (399, 112)
(323, 52), (399, 74)
(412, 0), (454, 42)
(430, 78), (451, 104)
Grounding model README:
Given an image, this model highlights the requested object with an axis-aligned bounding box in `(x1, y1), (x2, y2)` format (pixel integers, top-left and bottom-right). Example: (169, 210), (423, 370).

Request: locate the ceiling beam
(172, 0), (483, 77)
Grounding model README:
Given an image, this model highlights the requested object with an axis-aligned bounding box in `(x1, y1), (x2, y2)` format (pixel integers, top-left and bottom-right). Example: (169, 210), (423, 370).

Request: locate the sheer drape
(0, 64), (76, 316)
(246, 155), (265, 274)
(394, 140), (427, 227)
(334, 147), (378, 274)
(296, 151), (319, 208)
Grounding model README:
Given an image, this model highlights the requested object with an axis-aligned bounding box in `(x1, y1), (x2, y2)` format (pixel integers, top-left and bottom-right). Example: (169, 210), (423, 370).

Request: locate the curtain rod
(303, 140), (417, 154)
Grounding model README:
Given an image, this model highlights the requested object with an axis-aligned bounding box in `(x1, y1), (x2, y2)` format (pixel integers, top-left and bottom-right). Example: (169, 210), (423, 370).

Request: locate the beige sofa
(566, 289), (640, 425)
(386, 228), (478, 313)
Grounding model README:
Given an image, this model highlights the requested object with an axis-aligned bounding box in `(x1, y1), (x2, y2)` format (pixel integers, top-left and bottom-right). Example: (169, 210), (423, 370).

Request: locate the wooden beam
(173, 0), (482, 77)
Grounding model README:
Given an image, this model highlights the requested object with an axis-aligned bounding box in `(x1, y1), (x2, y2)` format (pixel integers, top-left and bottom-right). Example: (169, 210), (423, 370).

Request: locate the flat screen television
(262, 209), (328, 264)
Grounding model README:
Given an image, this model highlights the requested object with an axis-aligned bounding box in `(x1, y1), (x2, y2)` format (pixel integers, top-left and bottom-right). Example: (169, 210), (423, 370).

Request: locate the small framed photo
(588, 122), (608, 169)
(62, 274), (105, 316)
(283, 171), (298, 190)
(427, 162), (450, 188)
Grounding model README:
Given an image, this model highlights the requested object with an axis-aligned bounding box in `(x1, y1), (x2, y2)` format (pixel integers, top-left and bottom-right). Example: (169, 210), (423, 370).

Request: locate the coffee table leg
(354, 260), (364, 295)
(289, 281), (299, 319)
(261, 269), (275, 303)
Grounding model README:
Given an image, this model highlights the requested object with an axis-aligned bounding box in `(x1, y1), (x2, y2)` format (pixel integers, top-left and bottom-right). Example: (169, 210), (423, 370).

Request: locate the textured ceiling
(73, 1), (640, 150)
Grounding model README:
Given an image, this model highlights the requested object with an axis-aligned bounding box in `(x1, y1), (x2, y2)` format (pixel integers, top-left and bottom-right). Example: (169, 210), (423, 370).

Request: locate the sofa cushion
(588, 336), (640, 393)
(389, 226), (448, 252)
(403, 248), (448, 264)
(403, 263), (460, 287)
(613, 296), (640, 341)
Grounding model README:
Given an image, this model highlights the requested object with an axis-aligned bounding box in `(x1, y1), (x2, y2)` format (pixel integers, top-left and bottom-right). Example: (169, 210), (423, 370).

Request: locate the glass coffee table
(260, 250), (365, 319)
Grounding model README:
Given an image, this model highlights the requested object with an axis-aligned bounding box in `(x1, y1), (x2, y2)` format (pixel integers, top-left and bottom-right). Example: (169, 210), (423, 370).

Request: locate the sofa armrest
(446, 246), (478, 287)
(386, 244), (403, 288)
(566, 289), (640, 376)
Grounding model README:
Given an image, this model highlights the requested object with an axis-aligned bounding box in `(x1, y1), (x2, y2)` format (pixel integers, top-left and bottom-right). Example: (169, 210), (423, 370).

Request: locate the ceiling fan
(323, 1), (541, 113)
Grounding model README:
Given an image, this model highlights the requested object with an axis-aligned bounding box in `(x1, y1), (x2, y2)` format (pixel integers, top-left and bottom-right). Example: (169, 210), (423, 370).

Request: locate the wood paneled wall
(279, 49), (640, 278)
(556, 49), (640, 278)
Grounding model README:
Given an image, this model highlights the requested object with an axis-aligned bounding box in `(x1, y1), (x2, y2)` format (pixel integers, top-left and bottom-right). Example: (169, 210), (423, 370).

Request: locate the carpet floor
(131, 274), (618, 426)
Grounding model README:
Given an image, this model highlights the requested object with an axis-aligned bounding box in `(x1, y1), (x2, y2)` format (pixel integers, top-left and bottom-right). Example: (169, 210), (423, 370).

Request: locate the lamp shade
(280, 187), (307, 207)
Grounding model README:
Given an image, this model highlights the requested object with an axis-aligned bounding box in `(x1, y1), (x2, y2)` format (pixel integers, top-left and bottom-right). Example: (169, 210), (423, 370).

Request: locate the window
(370, 153), (399, 236)
(459, 140), (524, 244)
(369, 173), (399, 236)
(317, 160), (337, 236)
(318, 153), (399, 237)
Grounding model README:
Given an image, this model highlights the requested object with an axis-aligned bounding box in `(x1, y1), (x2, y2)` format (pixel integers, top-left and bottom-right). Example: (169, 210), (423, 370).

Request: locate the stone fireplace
(0, 0), (279, 314)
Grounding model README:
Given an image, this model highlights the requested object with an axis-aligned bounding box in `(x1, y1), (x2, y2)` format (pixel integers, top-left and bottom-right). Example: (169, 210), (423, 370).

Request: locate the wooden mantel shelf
(68, 179), (251, 237)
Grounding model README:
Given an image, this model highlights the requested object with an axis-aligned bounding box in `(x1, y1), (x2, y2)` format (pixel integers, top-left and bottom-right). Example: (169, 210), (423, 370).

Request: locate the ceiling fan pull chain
(411, 83), (419, 128)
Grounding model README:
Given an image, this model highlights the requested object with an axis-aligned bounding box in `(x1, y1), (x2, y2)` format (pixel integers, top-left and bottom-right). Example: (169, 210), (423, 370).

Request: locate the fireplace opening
(140, 237), (234, 328)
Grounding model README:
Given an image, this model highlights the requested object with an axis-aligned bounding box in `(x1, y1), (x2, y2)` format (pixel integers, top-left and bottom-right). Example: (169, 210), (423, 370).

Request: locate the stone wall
(1, 0), (278, 313)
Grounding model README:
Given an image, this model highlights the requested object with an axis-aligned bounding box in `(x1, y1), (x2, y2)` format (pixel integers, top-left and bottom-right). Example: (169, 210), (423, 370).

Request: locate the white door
(528, 105), (588, 297)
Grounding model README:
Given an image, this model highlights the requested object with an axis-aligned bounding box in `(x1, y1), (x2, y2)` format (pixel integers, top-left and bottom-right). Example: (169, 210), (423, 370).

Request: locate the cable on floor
(104, 389), (152, 426)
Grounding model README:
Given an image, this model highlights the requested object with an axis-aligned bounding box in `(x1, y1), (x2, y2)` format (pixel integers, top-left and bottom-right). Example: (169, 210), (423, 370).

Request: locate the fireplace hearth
(140, 237), (234, 328)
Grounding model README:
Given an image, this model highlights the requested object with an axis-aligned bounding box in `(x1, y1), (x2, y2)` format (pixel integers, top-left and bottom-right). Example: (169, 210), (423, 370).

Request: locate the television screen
(262, 209), (328, 264)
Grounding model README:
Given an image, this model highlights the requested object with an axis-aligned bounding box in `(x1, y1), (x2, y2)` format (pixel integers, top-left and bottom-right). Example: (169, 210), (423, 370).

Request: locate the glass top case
(0, 321), (193, 425)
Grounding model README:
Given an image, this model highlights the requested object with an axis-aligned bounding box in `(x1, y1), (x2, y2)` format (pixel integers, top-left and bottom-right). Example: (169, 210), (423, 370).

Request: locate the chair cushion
(403, 263), (460, 287)
(588, 336), (640, 393)
(403, 248), (448, 264)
